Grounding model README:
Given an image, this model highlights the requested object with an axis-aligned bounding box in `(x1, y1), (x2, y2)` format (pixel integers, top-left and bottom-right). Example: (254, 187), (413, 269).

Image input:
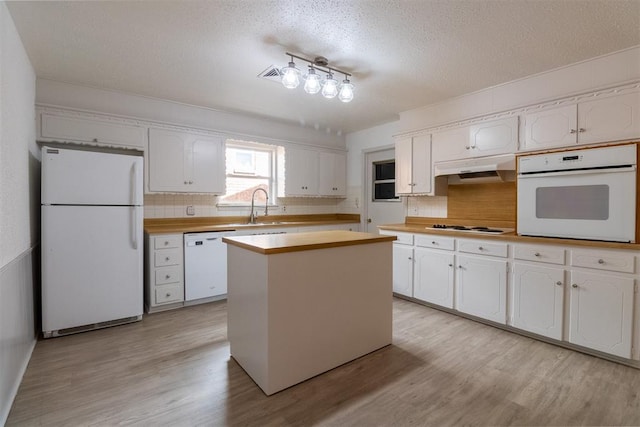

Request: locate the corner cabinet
(395, 133), (433, 195)
(281, 147), (346, 197)
(522, 88), (640, 151)
(147, 127), (225, 194)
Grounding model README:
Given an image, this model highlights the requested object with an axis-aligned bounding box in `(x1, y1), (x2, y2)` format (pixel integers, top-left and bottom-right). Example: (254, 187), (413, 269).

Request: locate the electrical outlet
(186, 205), (195, 216)
(282, 205), (286, 212)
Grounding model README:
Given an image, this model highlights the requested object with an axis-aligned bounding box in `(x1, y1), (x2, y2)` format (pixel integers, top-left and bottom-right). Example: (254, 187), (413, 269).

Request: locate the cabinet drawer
(458, 239), (508, 258)
(155, 266), (182, 285)
(570, 250), (635, 274)
(154, 235), (182, 249)
(514, 245), (565, 265)
(415, 234), (454, 251)
(393, 232), (414, 245)
(155, 283), (184, 305)
(154, 249), (182, 267)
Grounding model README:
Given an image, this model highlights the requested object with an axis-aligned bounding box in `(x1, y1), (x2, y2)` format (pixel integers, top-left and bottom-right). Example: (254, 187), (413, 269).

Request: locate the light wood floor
(7, 298), (640, 426)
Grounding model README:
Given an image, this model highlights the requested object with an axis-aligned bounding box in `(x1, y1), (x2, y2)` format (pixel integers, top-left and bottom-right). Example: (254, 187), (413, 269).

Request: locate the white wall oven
(517, 144), (637, 242)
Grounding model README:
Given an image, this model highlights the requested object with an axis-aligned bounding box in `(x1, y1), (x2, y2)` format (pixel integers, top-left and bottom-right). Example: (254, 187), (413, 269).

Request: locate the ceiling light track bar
(285, 52), (351, 77)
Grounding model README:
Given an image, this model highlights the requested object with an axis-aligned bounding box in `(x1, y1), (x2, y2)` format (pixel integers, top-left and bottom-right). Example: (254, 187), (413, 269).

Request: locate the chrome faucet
(249, 188), (269, 224)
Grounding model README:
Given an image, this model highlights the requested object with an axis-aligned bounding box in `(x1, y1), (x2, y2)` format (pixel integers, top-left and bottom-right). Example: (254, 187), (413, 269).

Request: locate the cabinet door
(188, 134), (225, 194)
(578, 90), (640, 145)
(512, 263), (564, 340)
(431, 126), (470, 162)
(414, 248), (454, 308)
(469, 116), (519, 157)
(411, 134), (432, 194)
(455, 255), (507, 324)
(148, 128), (188, 192)
(285, 147), (318, 196)
(392, 244), (413, 297)
(522, 104), (577, 151)
(395, 137), (413, 194)
(318, 152), (346, 196)
(568, 271), (634, 358)
(40, 112), (146, 149)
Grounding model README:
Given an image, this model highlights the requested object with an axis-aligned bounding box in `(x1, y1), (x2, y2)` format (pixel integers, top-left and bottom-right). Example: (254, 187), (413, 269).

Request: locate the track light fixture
(280, 52), (354, 103)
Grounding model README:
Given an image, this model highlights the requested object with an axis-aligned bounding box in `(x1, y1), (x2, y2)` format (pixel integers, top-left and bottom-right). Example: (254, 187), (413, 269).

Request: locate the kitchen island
(222, 230), (395, 395)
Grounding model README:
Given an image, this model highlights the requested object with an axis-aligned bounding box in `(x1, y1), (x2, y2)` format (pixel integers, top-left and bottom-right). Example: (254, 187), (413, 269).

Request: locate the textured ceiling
(6, 0), (640, 136)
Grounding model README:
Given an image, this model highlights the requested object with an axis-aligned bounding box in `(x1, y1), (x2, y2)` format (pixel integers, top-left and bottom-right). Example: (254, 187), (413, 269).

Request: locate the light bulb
(321, 73), (338, 99)
(304, 67), (321, 94)
(281, 61), (300, 89)
(338, 78), (354, 103)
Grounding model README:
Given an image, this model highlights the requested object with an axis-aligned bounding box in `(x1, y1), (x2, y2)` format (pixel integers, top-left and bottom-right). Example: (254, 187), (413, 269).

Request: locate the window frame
(218, 139), (278, 207)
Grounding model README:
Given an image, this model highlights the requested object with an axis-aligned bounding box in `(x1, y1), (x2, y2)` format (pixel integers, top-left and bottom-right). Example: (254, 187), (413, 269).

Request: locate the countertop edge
(378, 224), (640, 250)
(223, 232), (396, 255)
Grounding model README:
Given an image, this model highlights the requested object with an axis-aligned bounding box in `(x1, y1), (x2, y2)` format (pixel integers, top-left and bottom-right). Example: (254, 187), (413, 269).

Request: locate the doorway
(363, 148), (405, 233)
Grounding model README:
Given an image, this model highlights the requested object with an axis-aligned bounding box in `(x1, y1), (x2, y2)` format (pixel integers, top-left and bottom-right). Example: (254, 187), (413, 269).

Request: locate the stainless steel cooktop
(427, 224), (515, 234)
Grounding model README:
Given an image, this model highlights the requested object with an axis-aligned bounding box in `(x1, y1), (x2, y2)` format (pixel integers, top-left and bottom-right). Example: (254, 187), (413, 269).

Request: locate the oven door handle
(518, 165), (636, 179)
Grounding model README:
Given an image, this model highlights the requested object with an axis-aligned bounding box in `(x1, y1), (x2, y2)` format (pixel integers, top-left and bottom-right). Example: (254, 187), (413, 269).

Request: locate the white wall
(0, 1), (38, 423)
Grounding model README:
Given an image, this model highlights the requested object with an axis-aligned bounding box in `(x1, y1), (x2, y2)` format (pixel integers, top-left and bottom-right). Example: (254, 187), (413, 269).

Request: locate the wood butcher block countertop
(223, 230), (396, 255)
(144, 214), (359, 234)
(379, 217), (640, 250)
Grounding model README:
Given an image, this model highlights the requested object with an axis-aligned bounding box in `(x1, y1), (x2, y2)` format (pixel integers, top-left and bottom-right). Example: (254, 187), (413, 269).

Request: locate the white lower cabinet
(413, 248), (454, 308)
(456, 254), (508, 324)
(512, 263), (564, 340)
(392, 244), (414, 297)
(145, 233), (185, 312)
(568, 270), (635, 358)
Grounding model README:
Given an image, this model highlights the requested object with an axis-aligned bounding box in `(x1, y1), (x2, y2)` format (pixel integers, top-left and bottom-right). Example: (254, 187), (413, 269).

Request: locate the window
(372, 160), (399, 201)
(219, 140), (277, 205)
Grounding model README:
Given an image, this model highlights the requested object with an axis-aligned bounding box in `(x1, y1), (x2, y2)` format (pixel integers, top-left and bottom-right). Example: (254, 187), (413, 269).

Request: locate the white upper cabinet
(577, 91), (640, 145)
(39, 110), (146, 149)
(523, 89), (640, 151)
(148, 127), (225, 194)
(283, 147), (319, 196)
(431, 117), (518, 162)
(318, 152), (346, 197)
(432, 126), (470, 162)
(395, 133), (433, 195)
(468, 116), (519, 157)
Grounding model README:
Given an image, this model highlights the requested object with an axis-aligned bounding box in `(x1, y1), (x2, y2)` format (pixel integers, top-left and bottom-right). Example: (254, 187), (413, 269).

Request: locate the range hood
(434, 154), (516, 185)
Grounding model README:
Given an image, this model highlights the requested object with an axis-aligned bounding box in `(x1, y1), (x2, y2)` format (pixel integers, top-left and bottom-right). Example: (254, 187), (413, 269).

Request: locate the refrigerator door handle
(131, 207), (138, 250)
(131, 161), (139, 206)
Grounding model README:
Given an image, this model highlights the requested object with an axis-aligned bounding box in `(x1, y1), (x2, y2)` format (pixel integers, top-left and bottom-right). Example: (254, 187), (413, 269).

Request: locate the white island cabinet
(223, 230), (394, 395)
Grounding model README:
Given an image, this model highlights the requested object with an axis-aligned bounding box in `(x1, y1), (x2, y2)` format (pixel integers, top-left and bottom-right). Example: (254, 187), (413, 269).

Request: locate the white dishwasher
(184, 231), (231, 302)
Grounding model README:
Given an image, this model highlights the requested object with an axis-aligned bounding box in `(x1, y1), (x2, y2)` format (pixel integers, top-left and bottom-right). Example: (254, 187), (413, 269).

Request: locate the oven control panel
(519, 144), (636, 174)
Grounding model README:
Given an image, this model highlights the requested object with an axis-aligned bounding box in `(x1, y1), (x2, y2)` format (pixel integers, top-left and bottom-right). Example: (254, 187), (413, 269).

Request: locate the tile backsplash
(143, 194), (342, 219)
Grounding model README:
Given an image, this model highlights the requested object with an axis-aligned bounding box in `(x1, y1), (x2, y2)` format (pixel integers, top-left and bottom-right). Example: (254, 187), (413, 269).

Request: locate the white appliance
(434, 154), (516, 184)
(184, 231), (230, 301)
(41, 146), (144, 337)
(517, 144), (636, 242)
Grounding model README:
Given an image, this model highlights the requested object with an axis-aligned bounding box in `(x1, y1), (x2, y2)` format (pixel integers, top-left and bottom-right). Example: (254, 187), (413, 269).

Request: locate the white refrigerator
(41, 146), (144, 337)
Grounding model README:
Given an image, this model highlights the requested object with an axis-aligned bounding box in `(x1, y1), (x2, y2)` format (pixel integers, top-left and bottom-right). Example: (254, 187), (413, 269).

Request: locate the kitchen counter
(379, 218), (640, 250)
(226, 230), (393, 395)
(223, 230), (395, 255)
(143, 214), (360, 234)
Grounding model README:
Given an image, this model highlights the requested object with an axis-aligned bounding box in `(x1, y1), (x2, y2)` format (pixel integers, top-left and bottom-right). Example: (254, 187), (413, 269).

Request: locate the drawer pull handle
(165, 257), (170, 261)
(570, 129), (577, 134)
(458, 265), (463, 269)
(572, 283), (578, 288)
(166, 293), (171, 297)
(598, 259), (605, 264)
(556, 281), (562, 286)
(478, 246), (484, 250)
(408, 256), (412, 260)
(448, 263), (453, 267)
(164, 241), (169, 246)
(432, 241), (437, 245)
(165, 274), (170, 279)
(534, 252), (541, 257)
